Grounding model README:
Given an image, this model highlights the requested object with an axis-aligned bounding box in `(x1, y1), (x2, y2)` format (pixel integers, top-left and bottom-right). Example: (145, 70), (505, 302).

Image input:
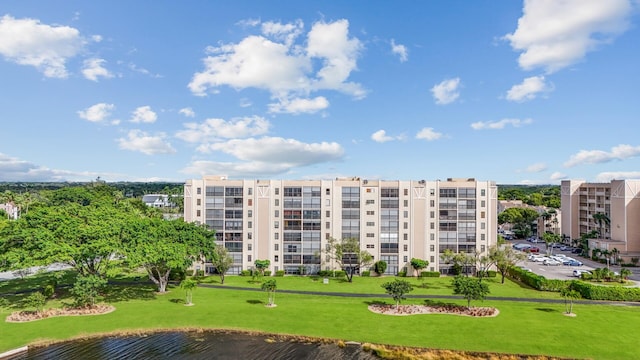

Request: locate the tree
(440, 249), (473, 276)
(210, 245), (234, 284)
(410, 258), (428, 278)
(180, 278), (198, 305)
(542, 232), (561, 255)
(70, 275), (107, 308)
(381, 279), (413, 310)
(261, 279), (277, 306)
(451, 275), (490, 309)
(489, 246), (525, 284)
(560, 285), (580, 315)
(611, 248), (620, 265)
(25, 291), (47, 314)
(373, 260), (387, 275)
(592, 213), (610, 239)
(121, 217), (215, 293)
(619, 268), (632, 283)
(323, 237), (373, 282)
(254, 259), (271, 277)
(498, 207), (539, 239)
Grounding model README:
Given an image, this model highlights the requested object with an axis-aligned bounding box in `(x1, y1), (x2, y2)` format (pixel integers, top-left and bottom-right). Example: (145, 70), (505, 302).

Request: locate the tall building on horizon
(184, 176), (498, 275)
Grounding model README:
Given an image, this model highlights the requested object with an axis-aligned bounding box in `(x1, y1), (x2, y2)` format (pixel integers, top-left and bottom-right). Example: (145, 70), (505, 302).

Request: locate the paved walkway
(198, 283), (640, 307)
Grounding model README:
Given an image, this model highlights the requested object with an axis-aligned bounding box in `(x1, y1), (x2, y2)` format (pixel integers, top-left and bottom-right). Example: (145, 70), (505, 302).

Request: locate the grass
(2, 272), (640, 359)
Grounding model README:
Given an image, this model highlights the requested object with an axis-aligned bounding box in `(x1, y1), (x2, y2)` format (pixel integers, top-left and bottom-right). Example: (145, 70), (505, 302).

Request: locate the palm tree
(180, 278), (198, 306)
(592, 213), (610, 239)
(560, 285), (580, 315)
(619, 268), (632, 283)
(261, 279), (277, 307)
(611, 248), (620, 265)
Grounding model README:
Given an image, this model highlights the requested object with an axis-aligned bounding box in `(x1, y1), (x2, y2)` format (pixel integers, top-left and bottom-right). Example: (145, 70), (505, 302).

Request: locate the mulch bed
(369, 304), (499, 317)
(6, 304), (115, 323)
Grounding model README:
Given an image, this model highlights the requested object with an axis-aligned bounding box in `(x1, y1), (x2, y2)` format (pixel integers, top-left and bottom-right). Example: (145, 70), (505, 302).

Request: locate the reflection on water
(9, 331), (379, 360)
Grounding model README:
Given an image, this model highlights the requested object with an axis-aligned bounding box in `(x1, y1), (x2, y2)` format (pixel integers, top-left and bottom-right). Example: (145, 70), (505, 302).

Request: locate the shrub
(486, 270), (497, 278)
(25, 292), (47, 314)
(264, 270), (272, 277)
(374, 261), (388, 275)
(317, 270), (330, 277)
(420, 271), (440, 278)
(195, 270), (205, 277)
(240, 270), (251, 276)
(185, 270), (194, 277)
(570, 281), (640, 301)
(361, 271), (370, 277)
(275, 270), (285, 277)
(70, 275), (107, 308)
(42, 284), (56, 299)
(170, 268), (187, 281)
(397, 270), (407, 277)
(333, 270), (346, 278)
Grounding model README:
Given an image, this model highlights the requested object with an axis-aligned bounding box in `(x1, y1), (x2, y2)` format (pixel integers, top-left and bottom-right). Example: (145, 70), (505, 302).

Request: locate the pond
(8, 331), (379, 360)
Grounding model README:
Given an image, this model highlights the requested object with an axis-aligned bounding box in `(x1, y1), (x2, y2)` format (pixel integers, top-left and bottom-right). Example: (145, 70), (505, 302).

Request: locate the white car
(573, 269), (591, 277)
(543, 259), (562, 266)
(532, 256), (549, 263)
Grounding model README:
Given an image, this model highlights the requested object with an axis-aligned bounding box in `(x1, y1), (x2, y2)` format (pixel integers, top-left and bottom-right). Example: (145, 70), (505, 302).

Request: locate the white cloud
(268, 96), (329, 114)
(0, 15), (86, 78)
(117, 130), (176, 155)
(430, 78), (461, 105)
(506, 75), (552, 102)
(390, 39), (408, 62)
(82, 58), (113, 81)
(564, 144), (640, 167)
(179, 107), (195, 117)
(415, 128), (443, 141)
(0, 152), (119, 182)
(188, 19), (365, 113)
(176, 116), (270, 144)
(130, 106), (157, 123)
(77, 103), (115, 123)
(504, 0), (634, 73)
(595, 171), (640, 182)
(524, 162), (547, 173)
(550, 172), (568, 180)
(182, 137), (344, 177)
(371, 130), (396, 143)
(471, 118), (533, 130)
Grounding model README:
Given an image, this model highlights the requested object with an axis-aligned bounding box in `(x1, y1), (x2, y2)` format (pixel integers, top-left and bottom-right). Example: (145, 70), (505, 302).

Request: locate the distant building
(498, 200), (560, 237)
(142, 194), (174, 208)
(561, 179), (640, 261)
(184, 176), (498, 275)
(0, 202), (19, 219)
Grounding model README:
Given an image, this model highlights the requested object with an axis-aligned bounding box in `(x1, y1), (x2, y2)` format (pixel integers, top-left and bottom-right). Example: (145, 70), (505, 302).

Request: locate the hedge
(420, 271), (440, 278)
(275, 270), (285, 277)
(361, 271), (371, 277)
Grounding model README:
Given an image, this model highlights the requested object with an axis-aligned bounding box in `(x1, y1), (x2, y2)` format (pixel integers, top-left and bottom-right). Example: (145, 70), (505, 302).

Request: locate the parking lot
(512, 241), (640, 282)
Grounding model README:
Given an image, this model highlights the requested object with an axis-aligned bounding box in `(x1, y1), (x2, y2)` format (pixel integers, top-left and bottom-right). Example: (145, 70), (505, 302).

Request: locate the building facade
(184, 176), (498, 275)
(561, 179), (640, 260)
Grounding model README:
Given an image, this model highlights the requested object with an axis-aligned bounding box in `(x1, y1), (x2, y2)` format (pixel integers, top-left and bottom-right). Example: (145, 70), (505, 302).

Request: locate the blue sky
(1, 1), (639, 184)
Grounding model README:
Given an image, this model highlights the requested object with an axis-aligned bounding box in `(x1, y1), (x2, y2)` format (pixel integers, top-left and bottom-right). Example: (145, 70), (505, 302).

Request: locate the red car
(525, 246), (540, 253)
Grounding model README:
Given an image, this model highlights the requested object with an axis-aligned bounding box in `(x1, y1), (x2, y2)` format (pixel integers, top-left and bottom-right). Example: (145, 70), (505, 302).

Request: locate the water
(8, 331), (379, 360)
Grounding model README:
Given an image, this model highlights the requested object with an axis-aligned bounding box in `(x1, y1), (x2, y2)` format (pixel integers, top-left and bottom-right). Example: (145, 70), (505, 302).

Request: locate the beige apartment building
(184, 176), (497, 275)
(561, 179), (640, 260)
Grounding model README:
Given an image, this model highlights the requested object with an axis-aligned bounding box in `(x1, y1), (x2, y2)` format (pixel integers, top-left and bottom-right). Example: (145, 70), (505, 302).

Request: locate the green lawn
(1, 273), (639, 359)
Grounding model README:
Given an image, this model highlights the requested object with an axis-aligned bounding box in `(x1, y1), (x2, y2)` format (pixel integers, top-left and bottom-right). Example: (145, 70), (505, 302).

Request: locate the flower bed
(6, 304), (115, 323)
(368, 304), (498, 317)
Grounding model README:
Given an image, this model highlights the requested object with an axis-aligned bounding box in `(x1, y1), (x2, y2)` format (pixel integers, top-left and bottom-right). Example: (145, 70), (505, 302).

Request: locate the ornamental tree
(381, 279), (413, 310)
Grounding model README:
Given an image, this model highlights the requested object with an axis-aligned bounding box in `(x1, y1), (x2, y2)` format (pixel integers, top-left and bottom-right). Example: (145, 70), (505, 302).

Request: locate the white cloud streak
(130, 106), (157, 123)
(82, 58), (113, 81)
(595, 171), (640, 182)
(471, 118), (533, 130)
(179, 107), (195, 117)
(371, 130), (405, 143)
(117, 130), (176, 155)
(390, 39), (408, 62)
(268, 96), (329, 114)
(504, 0), (634, 73)
(506, 75), (552, 102)
(564, 144), (640, 167)
(77, 103), (115, 123)
(176, 116), (270, 145)
(430, 78), (461, 105)
(415, 128), (444, 141)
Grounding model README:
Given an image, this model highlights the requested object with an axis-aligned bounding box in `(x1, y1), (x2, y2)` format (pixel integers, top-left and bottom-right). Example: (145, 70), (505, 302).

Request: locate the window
(481, 234), (485, 240)
(247, 233), (252, 240)
(366, 233), (375, 238)
(481, 211), (485, 219)
(326, 199), (330, 206)
(481, 189), (485, 196)
(196, 210), (201, 217)
(403, 222), (408, 229)
(248, 243), (252, 251)
(326, 222), (330, 229)
(366, 199), (375, 205)
(430, 189), (435, 196)
(274, 244), (279, 251)
(275, 199), (279, 206)
(430, 234), (434, 240)
(481, 245), (485, 252)
(366, 244), (375, 249)
(403, 244), (408, 251)
(481, 200), (485, 207)
(326, 188), (330, 195)
(404, 199), (408, 207)
(274, 221), (279, 229)
(274, 210), (279, 217)
(326, 210), (330, 217)
(274, 233), (279, 240)
(274, 188), (280, 195)
(430, 200), (435, 207)
(247, 210), (252, 218)
(430, 211), (434, 219)
(196, 199), (201, 206)
(403, 211), (408, 218)
(366, 210), (375, 216)
(430, 244), (435, 251)
(404, 189), (408, 196)
(430, 256), (434, 262)
(481, 222), (485, 230)
(403, 256), (408, 262)
(366, 221), (375, 226)
(274, 255), (279, 262)
(248, 199), (252, 206)
(403, 234), (408, 240)
(430, 222), (434, 230)
(248, 188), (253, 195)
(248, 221), (252, 229)
(366, 188), (372, 193)
(248, 255), (252, 262)
(197, 187), (201, 195)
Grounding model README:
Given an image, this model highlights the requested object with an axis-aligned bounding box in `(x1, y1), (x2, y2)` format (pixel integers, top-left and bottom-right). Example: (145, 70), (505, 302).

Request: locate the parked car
(532, 256), (549, 263)
(525, 246), (540, 253)
(571, 248), (582, 254)
(560, 245), (569, 251)
(543, 259), (562, 266)
(573, 269), (591, 277)
(563, 259), (583, 266)
(516, 265), (532, 272)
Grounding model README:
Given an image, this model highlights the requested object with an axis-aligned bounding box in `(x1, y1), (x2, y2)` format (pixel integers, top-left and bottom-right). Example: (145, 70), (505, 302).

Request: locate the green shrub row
(361, 271), (371, 277)
(275, 270), (285, 277)
(317, 270), (346, 278)
(420, 271), (440, 278)
(506, 267), (565, 292)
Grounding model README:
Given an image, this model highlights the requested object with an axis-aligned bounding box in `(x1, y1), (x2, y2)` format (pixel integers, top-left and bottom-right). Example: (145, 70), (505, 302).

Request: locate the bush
(420, 271), (440, 278)
(240, 270), (251, 276)
(570, 281), (640, 301)
(374, 261), (388, 275)
(361, 271), (370, 277)
(185, 269), (194, 277)
(42, 284), (56, 299)
(397, 270), (407, 277)
(70, 275), (107, 308)
(264, 270), (272, 277)
(333, 270), (346, 278)
(170, 268), (187, 281)
(275, 270), (285, 277)
(317, 270), (330, 277)
(486, 270), (497, 278)
(195, 270), (205, 277)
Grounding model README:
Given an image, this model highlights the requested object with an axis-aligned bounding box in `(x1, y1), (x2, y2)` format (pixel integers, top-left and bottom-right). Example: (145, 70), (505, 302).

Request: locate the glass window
(197, 187), (201, 195)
